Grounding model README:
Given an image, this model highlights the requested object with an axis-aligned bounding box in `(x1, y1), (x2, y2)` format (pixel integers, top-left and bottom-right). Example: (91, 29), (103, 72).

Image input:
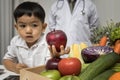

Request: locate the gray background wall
(93, 0), (120, 25)
(0, 0), (14, 64)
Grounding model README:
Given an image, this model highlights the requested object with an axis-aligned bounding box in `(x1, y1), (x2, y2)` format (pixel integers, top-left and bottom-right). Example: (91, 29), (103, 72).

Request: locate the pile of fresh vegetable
(78, 25), (120, 79)
(67, 27), (120, 80)
(40, 42), (120, 80)
(90, 21), (120, 46)
(78, 26), (120, 79)
(41, 23), (120, 80)
(79, 43), (120, 80)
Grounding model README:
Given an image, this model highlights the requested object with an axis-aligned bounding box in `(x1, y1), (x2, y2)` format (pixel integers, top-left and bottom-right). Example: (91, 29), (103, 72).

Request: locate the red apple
(46, 29), (67, 52)
(46, 57), (61, 70)
(58, 57), (81, 76)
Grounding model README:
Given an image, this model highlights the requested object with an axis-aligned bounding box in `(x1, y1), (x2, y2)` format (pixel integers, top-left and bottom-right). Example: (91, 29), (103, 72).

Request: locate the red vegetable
(58, 58), (81, 76)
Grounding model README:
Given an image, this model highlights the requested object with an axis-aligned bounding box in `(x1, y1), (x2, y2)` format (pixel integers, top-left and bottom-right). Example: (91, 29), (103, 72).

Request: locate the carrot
(109, 72), (120, 80)
(114, 43), (120, 54)
(99, 36), (108, 46)
(114, 40), (120, 46)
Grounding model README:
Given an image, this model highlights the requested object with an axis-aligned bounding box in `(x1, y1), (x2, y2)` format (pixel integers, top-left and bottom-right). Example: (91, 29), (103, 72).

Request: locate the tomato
(58, 57), (81, 76)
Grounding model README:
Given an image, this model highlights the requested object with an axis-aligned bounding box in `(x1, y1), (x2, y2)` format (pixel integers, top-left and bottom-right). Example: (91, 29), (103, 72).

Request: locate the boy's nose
(26, 26), (32, 33)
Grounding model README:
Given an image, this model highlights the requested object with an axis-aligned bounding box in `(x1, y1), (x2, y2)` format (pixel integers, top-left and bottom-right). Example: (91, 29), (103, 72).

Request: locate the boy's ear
(42, 23), (47, 32)
(14, 24), (18, 30)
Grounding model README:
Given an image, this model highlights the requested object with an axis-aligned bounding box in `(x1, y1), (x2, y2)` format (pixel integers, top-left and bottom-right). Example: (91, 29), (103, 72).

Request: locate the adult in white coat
(48, 0), (99, 47)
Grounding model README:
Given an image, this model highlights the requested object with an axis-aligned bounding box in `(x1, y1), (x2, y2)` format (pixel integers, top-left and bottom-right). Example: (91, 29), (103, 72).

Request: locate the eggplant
(81, 46), (113, 63)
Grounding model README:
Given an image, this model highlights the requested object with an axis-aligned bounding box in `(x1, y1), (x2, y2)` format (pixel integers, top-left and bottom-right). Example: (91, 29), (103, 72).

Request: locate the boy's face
(15, 15), (47, 46)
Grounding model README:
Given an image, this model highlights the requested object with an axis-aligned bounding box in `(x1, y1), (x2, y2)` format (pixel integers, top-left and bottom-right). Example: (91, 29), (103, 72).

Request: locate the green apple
(59, 75), (80, 80)
(40, 70), (61, 80)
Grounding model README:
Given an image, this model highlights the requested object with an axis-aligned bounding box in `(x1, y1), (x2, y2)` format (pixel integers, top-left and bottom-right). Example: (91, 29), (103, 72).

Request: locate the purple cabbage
(81, 46), (113, 63)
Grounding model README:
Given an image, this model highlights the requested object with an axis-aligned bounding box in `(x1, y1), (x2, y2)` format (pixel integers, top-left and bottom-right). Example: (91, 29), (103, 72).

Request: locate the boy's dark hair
(14, 1), (45, 23)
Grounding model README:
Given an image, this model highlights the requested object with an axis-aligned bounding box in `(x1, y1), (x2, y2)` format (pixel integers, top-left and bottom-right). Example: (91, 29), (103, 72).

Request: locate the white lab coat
(48, 0), (99, 47)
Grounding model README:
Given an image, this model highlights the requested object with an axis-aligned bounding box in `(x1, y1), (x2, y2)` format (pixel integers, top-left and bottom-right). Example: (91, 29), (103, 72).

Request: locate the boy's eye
(19, 24), (26, 28)
(31, 23), (38, 27)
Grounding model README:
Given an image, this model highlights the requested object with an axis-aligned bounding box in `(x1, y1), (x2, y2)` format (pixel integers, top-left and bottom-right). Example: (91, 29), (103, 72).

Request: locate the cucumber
(93, 69), (116, 80)
(79, 52), (120, 80)
(112, 63), (120, 72)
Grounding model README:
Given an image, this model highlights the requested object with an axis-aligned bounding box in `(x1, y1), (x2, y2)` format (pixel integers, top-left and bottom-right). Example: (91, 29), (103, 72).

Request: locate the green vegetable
(109, 27), (120, 45)
(112, 63), (120, 72)
(93, 69), (116, 80)
(59, 75), (80, 80)
(79, 52), (120, 80)
(81, 63), (89, 73)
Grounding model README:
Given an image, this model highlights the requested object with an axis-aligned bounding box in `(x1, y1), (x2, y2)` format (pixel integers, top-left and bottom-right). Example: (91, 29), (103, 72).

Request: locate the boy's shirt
(3, 35), (51, 67)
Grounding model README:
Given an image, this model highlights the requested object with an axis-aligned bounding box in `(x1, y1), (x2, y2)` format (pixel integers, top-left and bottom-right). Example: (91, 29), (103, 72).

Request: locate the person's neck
(26, 41), (37, 48)
(68, 0), (76, 3)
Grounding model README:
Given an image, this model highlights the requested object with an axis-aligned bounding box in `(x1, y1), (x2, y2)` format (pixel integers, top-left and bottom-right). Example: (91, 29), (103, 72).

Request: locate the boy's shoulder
(12, 35), (20, 39)
(10, 35), (24, 46)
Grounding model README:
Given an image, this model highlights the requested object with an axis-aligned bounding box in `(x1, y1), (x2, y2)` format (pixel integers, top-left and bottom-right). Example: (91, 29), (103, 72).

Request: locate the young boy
(3, 1), (69, 74)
